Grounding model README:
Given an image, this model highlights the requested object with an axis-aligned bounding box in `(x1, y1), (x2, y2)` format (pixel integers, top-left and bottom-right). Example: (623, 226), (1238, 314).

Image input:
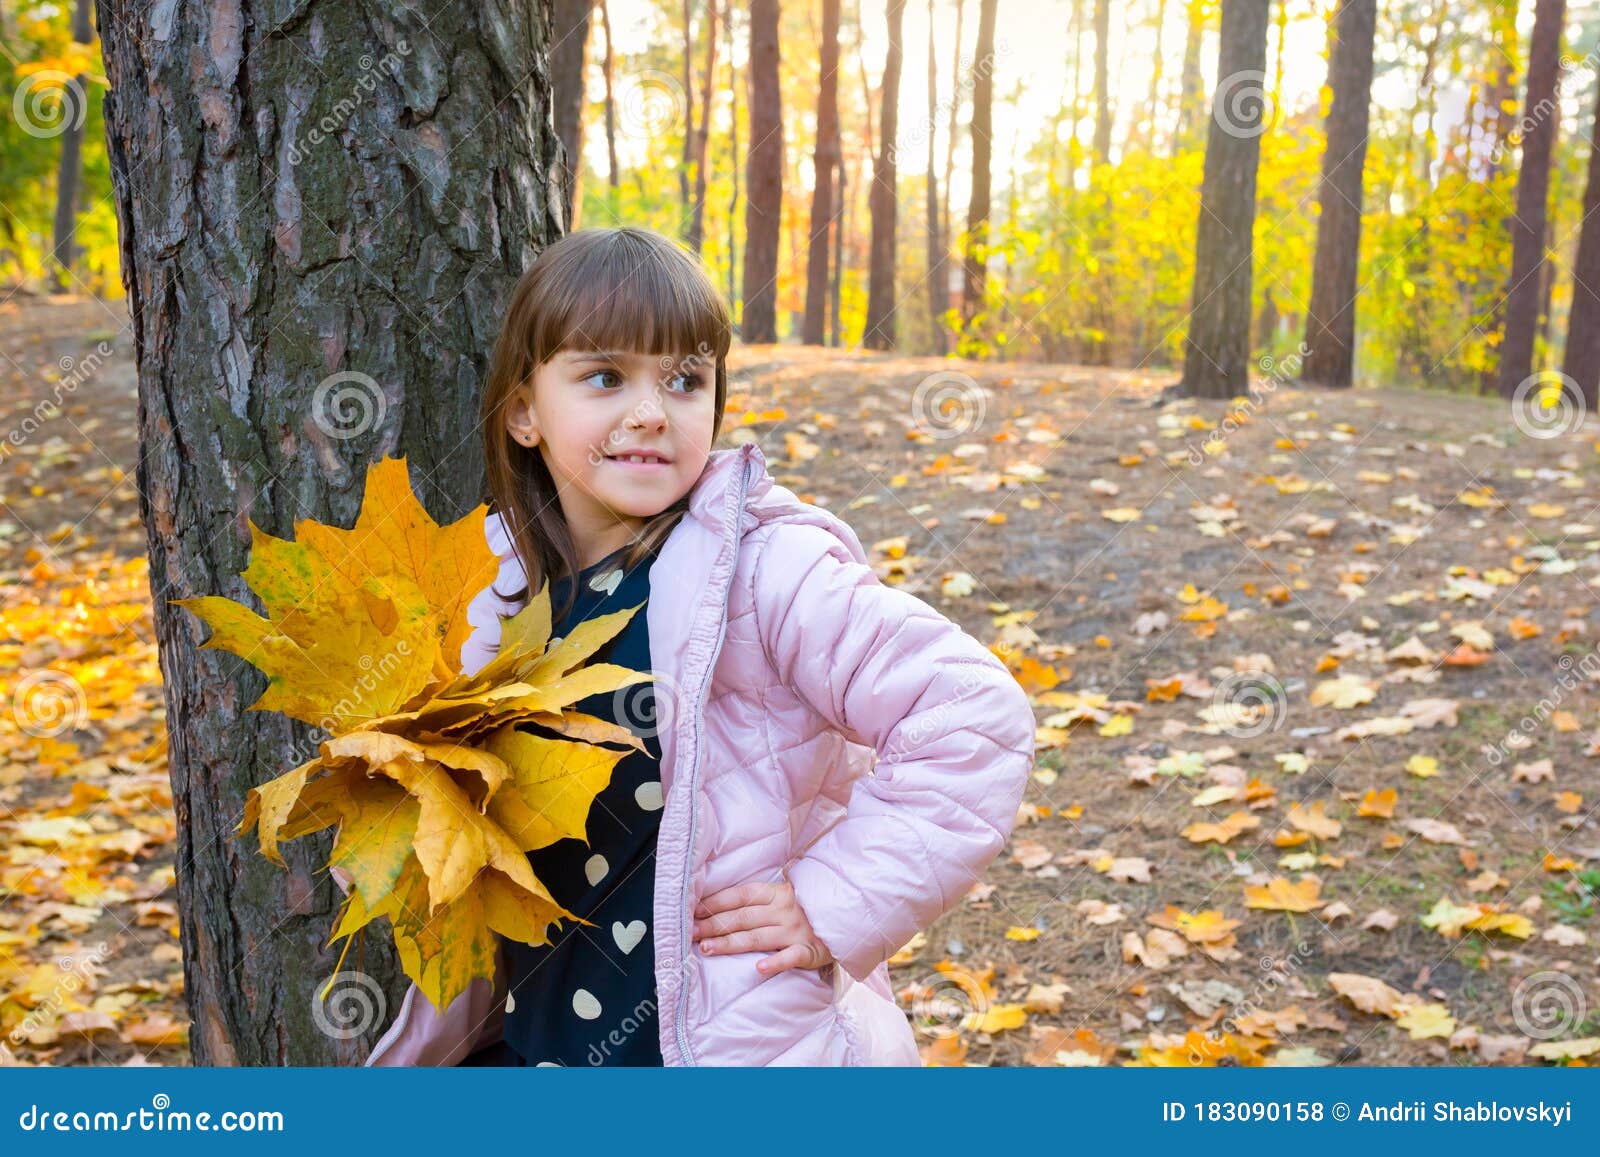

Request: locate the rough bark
(742, 0), (782, 343)
(1178, 0), (1271, 399)
(1497, 0), (1566, 398)
(96, 0), (564, 1064)
(863, 0), (905, 350)
(1301, 0), (1376, 389)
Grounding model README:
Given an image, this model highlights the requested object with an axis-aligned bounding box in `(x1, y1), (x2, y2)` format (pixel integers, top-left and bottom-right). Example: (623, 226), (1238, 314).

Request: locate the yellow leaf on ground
(1244, 877), (1325, 912)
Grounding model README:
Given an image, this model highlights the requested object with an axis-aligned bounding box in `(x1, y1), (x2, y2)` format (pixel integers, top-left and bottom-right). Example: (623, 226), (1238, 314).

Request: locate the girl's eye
(666, 371), (702, 394)
(580, 370), (622, 390)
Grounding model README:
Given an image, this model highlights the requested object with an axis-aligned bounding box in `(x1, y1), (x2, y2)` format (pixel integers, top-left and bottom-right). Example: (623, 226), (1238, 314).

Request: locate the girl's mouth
(606, 452), (673, 469)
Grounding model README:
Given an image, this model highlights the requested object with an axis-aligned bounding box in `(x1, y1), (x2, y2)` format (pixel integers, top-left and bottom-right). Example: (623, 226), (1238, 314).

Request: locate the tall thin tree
(1496, 0), (1567, 399)
(864, 0), (907, 349)
(803, 0), (844, 345)
(551, 0), (594, 228)
(51, 0), (96, 286)
(742, 0), (784, 343)
(687, 0), (720, 253)
(1301, 0), (1377, 388)
(1177, 0), (1272, 399)
(943, 0), (966, 272)
(961, 0), (998, 323)
(926, 0), (947, 353)
(1092, 0), (1111, 165)
(600, 0), (620, 193)
(1172, 0), (1206, 156)
(1563, 76), (1600, 409)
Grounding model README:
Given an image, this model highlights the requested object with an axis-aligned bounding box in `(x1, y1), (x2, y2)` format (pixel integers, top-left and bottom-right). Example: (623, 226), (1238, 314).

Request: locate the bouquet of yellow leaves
(173, 457), (651, 1012)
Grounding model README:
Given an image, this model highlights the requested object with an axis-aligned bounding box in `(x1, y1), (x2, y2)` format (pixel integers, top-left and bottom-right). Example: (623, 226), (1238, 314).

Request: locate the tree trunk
(725, 5), (741, 306)
(1172, 0), (1205, 156)
(687, 0), (720, 253)
(1178, 0), (1272, 399)
(1143, 0), (1169, 152)
(1562, 78), (1600, 410)
(551, 0), (593, 229)
(1092, 0), (1111, 166)
(742, 0), (783, 343)
(803, 0), (842, 346)
(1301, 0), (1376, 389)
(925, 0), (946, 354)
(864, 0), (906, 350)
(599, 0), (620, 191)
(96, 0), (564, 1064)
(681, 0), (695, 214)
(942, 0), (965, 273)
(1496, 0), (1566, 399)
(51, 0), (97, 288)
(962, 0), (998, 323)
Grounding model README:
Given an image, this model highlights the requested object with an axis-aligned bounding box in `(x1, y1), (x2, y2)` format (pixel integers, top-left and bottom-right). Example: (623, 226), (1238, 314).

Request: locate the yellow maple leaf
(1357, 788), (1397, 818)
(1146, 906), (1240, 945)
(962, 1003), (1029, 1033)
(1182, 810), (1260, 845)
(1396, 1002), (1456, 1040)
(1244, 877), (1326, 912)
(1288, 800), (1343, 839)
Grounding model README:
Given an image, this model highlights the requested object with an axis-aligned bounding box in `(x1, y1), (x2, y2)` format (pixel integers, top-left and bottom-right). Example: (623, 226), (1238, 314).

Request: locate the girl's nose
(632, 386), (668, 427)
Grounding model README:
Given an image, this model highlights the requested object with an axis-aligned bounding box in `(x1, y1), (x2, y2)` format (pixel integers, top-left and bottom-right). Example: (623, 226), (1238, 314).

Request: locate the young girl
(361, 226), (1035, 1067)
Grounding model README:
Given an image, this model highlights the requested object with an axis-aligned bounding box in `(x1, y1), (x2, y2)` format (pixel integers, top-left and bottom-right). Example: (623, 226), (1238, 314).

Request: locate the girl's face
(506, 347), (718, 550)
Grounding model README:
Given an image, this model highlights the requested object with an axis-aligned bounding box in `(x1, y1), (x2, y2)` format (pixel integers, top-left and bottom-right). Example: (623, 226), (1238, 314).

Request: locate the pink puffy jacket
(361, 438), (1035, 1066)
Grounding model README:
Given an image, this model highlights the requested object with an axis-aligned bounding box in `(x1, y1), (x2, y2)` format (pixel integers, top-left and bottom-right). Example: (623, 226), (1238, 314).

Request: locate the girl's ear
(505, 379), (541, 447)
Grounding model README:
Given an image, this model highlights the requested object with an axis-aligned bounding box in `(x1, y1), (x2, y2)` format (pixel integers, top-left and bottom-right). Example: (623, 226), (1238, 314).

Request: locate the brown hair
(480, 226), (731, 626)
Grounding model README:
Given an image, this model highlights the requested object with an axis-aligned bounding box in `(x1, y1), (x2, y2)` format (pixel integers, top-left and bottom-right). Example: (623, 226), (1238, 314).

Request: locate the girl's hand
(691, 881), (835, 976)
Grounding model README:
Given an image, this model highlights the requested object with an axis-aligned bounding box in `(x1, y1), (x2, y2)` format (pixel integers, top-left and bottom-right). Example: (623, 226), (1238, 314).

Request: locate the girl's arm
(751, 521), (1036, 984)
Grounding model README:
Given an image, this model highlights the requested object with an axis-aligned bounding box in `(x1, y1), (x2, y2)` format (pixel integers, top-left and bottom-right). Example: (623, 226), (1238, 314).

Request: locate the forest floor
(1, 295), (1597, 1067)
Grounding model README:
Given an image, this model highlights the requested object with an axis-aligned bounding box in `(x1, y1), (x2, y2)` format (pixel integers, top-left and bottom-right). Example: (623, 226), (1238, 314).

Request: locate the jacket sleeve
(751, 521), (1036, 983)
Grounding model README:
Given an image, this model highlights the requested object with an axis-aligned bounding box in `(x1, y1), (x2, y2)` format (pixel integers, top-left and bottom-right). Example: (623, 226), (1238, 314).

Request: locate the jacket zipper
(674, 452), (752, 1066)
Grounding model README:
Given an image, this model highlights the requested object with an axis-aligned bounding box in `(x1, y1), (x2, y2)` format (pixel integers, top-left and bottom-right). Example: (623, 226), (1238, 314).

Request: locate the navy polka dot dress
(464, 541), (665, 1067)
